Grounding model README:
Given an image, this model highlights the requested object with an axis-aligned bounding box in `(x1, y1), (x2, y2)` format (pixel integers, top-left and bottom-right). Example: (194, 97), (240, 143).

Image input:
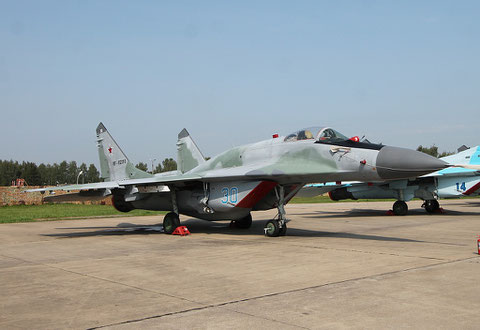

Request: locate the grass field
(0, 196), (399, 224)
(0, 204), (165, 224)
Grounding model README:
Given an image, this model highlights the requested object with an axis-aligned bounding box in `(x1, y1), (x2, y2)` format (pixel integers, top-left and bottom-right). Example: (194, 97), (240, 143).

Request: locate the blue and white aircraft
(299, 146), (480, 215)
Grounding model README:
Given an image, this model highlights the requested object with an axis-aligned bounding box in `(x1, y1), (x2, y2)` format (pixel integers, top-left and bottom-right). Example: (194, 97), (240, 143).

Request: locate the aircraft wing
(423, 145), (480, 177)
(25, 174), (203, 194)
(123, 163), (346, 186)
(26, 181), (123, 193)
(422, 167), (479, 178)
(27, 163), (348, 196)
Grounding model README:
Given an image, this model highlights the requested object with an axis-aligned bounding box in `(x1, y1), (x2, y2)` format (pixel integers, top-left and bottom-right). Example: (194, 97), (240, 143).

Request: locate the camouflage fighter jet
(28, 124), (448, 236)
(299, 145), (480, 215)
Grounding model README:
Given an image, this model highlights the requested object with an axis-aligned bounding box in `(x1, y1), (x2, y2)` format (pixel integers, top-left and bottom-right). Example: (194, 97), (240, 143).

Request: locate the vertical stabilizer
(177, 128), (206, 173)
(96, 123), (153, 181)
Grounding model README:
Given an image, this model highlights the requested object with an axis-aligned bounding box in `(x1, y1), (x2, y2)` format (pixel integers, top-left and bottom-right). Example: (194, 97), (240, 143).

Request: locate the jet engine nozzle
(376, 146), (448, 180)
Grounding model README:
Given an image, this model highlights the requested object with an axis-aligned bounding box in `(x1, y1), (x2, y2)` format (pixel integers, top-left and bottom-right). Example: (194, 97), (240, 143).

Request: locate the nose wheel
(264, 185), (288, 237)
(264, 220), (287, 237)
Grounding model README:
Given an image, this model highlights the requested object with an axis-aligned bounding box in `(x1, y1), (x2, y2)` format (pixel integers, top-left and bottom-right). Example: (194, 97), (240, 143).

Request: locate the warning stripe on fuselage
(236, 181), (277, 208)
(463, 181), (480, 195)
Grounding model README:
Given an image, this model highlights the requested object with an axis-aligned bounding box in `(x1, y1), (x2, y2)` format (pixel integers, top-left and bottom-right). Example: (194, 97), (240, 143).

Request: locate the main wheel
(111, 194), (133, 213)
(392, 201), (408, 216)
(163, 212), (180, 234)
(424, 199), (440, 213)
(234, 214), (253, 229)
(264, 220), (281, 237)
(279, 223), (287, 236)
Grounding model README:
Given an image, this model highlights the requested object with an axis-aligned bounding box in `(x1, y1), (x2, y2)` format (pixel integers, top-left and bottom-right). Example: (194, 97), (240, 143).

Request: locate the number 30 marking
(221, 187), (238, 204)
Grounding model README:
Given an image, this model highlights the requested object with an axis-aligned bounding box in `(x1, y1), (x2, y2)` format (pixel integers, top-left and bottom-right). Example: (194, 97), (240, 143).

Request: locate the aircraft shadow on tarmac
(44, 223), (164, 238)
(44, 219), (424, 243)
(294, 208), (480, 219)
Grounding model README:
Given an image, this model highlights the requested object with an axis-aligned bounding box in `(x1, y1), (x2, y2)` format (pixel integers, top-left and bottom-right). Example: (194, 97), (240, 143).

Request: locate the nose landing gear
(264, 186), (288, 237)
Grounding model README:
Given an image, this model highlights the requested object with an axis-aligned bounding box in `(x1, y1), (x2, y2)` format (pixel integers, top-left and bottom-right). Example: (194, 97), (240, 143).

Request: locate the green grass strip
(0, 204), (165, 224)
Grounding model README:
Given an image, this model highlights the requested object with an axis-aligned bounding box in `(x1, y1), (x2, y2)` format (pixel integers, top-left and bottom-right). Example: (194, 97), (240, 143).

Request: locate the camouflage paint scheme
(28, 123), (448, 236)
(300, 146), (480, 215)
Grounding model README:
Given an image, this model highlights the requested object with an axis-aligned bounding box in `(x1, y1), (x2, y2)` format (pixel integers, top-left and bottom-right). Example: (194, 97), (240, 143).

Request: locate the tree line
(135, 158), (177, 173)
(0, 158), (177, 186)
(416, 145), (454, 158)
(0, 160), (100, 186)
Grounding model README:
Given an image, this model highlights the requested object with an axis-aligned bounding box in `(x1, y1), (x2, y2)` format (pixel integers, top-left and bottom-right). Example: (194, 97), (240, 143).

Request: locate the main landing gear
(231, 214), (253, 229)
(264, 186), (288, 237)
(163, 212), (180, 234)
(163, 188), (181, 234)
(423, 199), (440, 213)
(392, 200), (408, 216)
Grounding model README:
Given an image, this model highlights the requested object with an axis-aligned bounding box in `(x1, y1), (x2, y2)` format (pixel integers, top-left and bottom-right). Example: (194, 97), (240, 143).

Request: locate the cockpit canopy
(284, 127), (348, 143)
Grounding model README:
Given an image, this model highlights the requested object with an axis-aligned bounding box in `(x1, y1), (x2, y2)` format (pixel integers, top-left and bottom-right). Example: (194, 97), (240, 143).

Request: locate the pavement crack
(89, 256), (478, 329)
(289, 244), (448, 261)
(0, 254), (202, 306)
(258, 240), (449, 261)
(218, 305), (311, 330)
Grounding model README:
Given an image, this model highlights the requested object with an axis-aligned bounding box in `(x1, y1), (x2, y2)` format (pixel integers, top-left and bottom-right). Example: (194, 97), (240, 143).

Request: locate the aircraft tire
(111, 195), (133, 213)
(264, 220), (281, 237)
(163, 212), (180, 234)
(234, 214), (253, 229)
(393, 201), (408, 216)
(279, 223), (287, 236)
(425, 199), (440, 213)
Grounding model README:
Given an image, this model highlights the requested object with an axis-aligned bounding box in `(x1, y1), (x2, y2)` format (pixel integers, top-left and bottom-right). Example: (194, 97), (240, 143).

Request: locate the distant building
(11, 179), (26, 187)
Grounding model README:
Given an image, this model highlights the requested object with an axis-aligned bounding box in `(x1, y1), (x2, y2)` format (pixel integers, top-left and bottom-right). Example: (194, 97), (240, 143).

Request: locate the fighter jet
(299, 146), (480, 215)
(28, 124), (448, 236)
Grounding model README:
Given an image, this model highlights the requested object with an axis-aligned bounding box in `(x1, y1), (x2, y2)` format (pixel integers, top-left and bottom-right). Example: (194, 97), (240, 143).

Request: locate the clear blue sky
(1, 1), (479, 167)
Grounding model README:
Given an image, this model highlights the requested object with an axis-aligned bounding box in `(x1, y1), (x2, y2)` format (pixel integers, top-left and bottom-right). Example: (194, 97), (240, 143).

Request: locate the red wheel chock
(172, 226), (190, 236)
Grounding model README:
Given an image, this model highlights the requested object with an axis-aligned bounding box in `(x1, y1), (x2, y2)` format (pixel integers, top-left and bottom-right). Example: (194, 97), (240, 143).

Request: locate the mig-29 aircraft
(28, 124), (448, 237)
(300, 146), (480, 215)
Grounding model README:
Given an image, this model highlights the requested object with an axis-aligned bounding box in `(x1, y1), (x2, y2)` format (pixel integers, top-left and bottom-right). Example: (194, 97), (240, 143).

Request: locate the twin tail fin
(96, 123), (153, 181)
(177, 128), (206, 173)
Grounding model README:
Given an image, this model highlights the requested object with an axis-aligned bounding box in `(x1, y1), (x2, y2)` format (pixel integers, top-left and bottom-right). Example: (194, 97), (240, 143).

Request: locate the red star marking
(108, 147), (112, 154)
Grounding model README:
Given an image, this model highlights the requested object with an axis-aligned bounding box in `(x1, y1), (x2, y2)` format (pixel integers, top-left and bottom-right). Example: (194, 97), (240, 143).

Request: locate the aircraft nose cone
(376, 146), (448, 180)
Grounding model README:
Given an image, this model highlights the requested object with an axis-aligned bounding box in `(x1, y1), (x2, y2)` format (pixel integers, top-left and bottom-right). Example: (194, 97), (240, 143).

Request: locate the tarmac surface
(1, 199), (480, 329)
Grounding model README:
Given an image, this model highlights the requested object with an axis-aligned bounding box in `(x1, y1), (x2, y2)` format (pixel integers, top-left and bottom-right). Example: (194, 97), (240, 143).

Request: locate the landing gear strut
(264, 186), (288, 237)
(424, 199), (440, 213)
(392, 200), (408, 216)
(163, 187), (180, 234)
